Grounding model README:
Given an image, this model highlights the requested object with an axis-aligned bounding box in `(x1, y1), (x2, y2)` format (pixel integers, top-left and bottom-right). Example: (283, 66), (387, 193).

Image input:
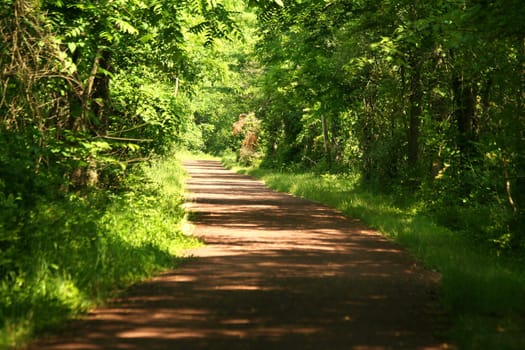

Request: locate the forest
(1, 0), (524, 348)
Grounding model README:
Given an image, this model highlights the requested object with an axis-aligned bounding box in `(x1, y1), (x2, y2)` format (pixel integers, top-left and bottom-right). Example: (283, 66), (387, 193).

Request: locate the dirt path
(29, 160), (451, 350)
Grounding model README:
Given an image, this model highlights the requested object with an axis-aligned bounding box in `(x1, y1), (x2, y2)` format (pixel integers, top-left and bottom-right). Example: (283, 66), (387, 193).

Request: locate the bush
(0, 155), (199, 348)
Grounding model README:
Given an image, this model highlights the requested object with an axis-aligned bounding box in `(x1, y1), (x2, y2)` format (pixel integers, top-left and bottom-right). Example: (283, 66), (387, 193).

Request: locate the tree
(250, 0), (525, 250)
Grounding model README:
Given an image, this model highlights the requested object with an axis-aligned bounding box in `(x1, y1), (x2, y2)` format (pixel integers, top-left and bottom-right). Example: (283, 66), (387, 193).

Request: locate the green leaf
(67, 42), (77, 53)
(111, 17), (139, 35)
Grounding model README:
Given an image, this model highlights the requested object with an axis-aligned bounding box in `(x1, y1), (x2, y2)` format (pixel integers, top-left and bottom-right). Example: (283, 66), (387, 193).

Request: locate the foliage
(0, 0), (236, 347)
(251, 0), (525, 253)
(0, 0), (242, 191)
(0, 155), (200, 348)
(184, 2), (262, 155)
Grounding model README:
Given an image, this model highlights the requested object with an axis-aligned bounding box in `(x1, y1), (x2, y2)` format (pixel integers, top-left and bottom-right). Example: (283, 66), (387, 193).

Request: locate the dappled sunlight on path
(29, 160), (451, 350)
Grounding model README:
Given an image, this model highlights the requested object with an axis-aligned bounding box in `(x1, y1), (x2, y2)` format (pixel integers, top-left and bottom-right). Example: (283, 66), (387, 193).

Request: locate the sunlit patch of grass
(0, 319), (31, 350)
(227, 163), (525, 349)
(0, 153), (201, 349)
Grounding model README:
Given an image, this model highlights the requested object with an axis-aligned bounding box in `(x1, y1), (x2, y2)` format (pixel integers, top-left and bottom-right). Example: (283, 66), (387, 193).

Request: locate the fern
(111, 17), (139, 35)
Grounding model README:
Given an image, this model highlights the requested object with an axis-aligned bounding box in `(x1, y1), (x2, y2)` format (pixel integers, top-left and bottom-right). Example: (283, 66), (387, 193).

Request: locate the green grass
(0, 153), (201, 349)
(224, 160), (525, 349)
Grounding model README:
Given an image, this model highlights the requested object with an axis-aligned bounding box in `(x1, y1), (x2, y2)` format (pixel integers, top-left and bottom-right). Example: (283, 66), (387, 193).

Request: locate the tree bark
(453, 72), (476, 158)
(321, 114), (331, 168)
(407, 55), (422, 167)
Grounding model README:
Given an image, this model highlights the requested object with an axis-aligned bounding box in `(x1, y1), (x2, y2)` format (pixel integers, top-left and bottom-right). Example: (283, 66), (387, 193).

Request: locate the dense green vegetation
(0, 0), (244, 347)
(202, 0), (525, 255)
(1, 0), (524, 348)
(250, 0), (525, 255)
(0, 152), (200, 348)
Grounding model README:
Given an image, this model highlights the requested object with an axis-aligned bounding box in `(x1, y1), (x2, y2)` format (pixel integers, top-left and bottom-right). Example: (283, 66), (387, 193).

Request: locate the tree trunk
(407, 55), (422, 167)
(453, 72), (476, 159)
(362, 93), (375, 181)
(321, 114), (331, 168)
(91, 48), (112, 134)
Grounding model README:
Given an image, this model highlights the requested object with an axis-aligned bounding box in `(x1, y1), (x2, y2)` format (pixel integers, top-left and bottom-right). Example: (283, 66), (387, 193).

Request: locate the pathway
(29, 160), (451, 350)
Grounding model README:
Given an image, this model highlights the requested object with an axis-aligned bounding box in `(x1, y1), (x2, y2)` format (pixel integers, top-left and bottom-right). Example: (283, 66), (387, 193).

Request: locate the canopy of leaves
(249, 0), (525, 253)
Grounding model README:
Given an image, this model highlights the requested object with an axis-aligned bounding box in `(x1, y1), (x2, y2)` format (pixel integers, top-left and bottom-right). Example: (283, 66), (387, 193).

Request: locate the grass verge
(0, 154), (201, 349)
(224, 159), (525, 350)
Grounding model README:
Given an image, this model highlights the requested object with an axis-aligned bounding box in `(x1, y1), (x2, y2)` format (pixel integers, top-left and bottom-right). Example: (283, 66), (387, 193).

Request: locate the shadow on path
(29, 160), (451, 350)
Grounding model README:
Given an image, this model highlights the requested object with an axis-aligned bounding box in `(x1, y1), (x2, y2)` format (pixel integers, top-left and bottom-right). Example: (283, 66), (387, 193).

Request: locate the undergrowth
(224, 158), (525, 350)
(0, 154), (200, 349)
